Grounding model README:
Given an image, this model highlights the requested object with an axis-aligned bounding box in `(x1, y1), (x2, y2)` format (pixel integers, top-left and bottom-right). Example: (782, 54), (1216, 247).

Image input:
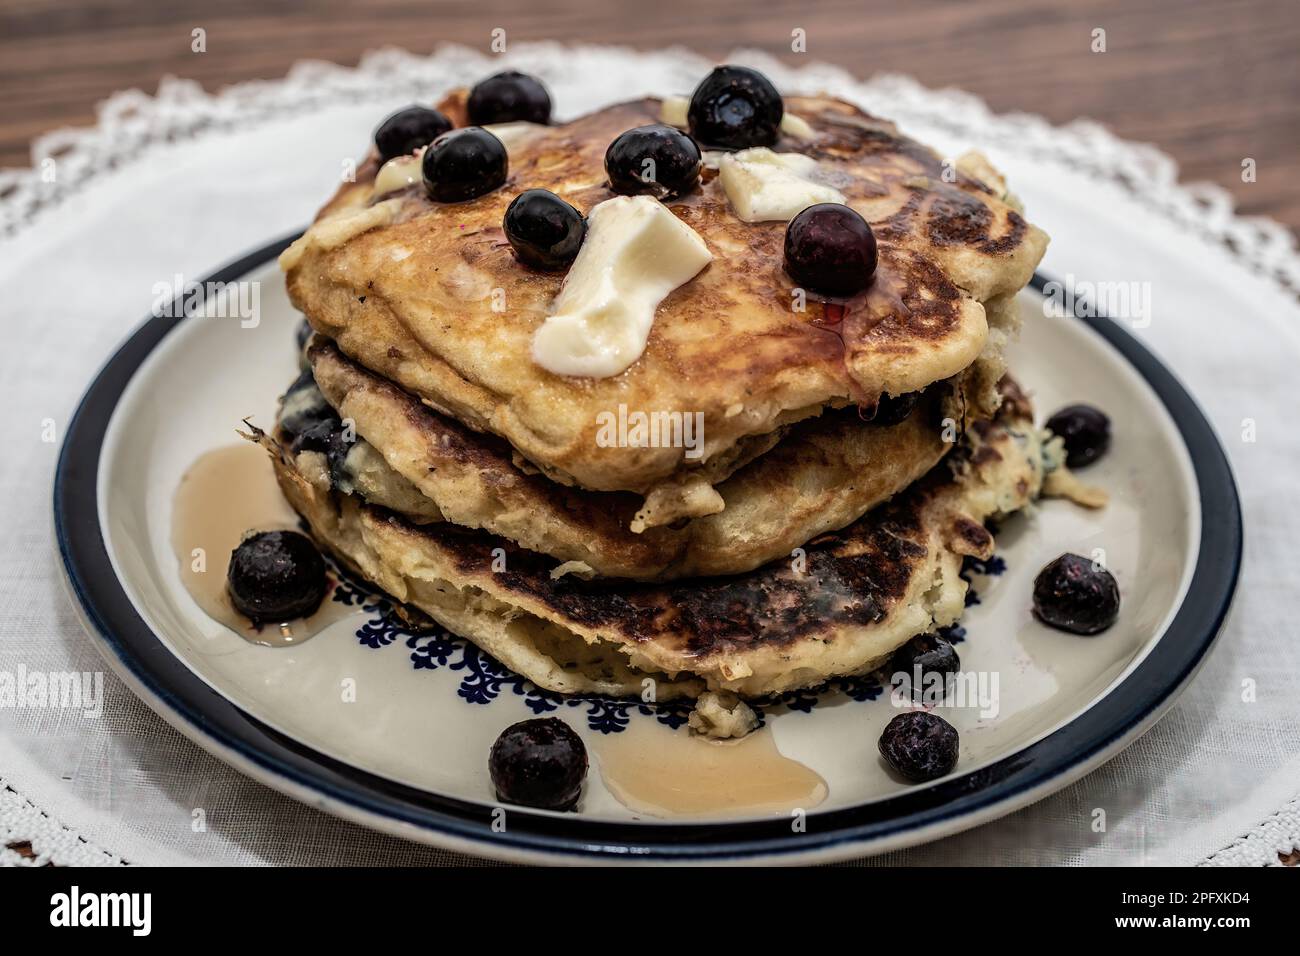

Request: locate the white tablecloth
(1, 44), (1297, 866)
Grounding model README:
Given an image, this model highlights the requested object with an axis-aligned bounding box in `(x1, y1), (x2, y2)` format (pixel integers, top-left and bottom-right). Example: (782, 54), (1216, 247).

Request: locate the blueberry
(878, 711), (959, 782)
(286, 410), (357, 490)
(374, 106), (452, 163)
(889, 634), (961, 705)
(227, 530), (327, 624)
(287, 411), (339, 452)
(687, 65), (784, 149)
(488, 717), (587, 811)
(323, 427), (357, 489)
(1045, 404), (1111, 468)
(295, 319), (313, 353)
(503, 189), (587, 270)
(279, 374), (336, 440)
(784, 203), (878, 297)
(871, 391), (919, 426)
(467, 71), (552, 125)
(421, 127), (508, 203)
(604, 124), (701, 199)
(1033, 553), (1120, 635)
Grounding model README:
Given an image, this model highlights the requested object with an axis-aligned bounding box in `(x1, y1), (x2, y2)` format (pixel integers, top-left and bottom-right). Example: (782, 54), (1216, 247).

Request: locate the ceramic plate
(54, 235), (1241, 864)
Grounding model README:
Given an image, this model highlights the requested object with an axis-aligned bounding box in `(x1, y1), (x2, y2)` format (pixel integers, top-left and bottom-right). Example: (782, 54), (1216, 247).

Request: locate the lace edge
(1201, 790), (1300, 867)
(0, 41), (1296, 295)
(1, 777), (127, 867)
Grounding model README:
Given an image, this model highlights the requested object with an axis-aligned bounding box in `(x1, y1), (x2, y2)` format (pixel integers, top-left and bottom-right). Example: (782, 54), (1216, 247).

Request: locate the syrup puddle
(171, 442), (350, 646)
(594, 721), (827, 819)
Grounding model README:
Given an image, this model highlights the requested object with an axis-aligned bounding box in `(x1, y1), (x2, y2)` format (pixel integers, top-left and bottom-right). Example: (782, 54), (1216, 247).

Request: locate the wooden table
(2, 0), (1296, 232)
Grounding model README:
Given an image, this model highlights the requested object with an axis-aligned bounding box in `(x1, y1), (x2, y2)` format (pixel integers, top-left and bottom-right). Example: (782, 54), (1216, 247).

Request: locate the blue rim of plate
(54, 234), (1242, 863)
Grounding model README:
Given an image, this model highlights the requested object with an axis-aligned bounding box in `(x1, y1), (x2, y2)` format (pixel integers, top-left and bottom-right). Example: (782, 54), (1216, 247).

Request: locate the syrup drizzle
(594, 721), (827, 819)
(171, 442), (349, 646)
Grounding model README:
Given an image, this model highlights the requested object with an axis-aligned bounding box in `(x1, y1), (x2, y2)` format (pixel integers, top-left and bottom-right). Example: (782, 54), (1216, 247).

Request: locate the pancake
(281, 93), (1047, 504)
(258, 381), (1051, 719)
(287, 335), (994, 580)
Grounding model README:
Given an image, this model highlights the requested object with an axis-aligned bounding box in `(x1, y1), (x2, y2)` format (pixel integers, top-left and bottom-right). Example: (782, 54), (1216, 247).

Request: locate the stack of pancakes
(268, 89), (1056, 736)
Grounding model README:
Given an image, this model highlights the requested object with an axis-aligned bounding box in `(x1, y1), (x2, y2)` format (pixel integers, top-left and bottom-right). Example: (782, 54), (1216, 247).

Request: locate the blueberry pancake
(259, 380), (1063, 720)
(280, 93), (1046, 514)
(246, 64), (1088, 742)
(274, 336), (999, 580)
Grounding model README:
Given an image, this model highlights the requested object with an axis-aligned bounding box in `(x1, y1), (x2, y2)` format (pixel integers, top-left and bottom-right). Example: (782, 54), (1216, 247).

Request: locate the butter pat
(719, 148), (844, 222)
(482, 121), (546, 155)
(659, 95), (690, 128)
(279, 199), (402, 271)
(373, 152), (423, 195)
(780, 112), (815, 139)
(532, 195), (712, 378)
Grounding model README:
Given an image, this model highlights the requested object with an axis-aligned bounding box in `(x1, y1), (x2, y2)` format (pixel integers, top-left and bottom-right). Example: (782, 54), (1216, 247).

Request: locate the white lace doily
(2, 43), (1297, 867)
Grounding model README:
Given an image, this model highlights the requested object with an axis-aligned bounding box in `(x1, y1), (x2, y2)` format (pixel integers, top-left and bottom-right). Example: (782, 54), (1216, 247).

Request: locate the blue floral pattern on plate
(326, 553), (999, 734)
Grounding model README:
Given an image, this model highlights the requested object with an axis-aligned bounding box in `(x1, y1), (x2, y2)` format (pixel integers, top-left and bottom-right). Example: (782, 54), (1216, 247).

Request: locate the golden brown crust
(304, 336), (971, 580)
(267, 388), (1044, 698)
(284, 94), (1047, 494)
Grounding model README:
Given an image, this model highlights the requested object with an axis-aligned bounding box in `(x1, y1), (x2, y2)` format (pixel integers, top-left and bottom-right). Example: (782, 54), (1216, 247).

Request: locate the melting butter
(595, 721), (827, 819)
(700, 150), (727, 171)
(720, 148), (844, 222)
(659, 95), (690, 128)
(374, 152), (423, 195)
(279, 198), (402, 271)
(481, 121), (546, 155)
(779, 112), (815, 139)
(531, 195), (712, 378)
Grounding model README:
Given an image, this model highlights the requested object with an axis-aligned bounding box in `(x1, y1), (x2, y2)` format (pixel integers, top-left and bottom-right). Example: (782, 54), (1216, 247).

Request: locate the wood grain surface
(1, 0), (1296, 230)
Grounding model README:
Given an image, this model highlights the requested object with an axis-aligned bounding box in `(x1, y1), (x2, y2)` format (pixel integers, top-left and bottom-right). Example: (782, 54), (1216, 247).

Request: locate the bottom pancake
(251, 380), (1062, 736)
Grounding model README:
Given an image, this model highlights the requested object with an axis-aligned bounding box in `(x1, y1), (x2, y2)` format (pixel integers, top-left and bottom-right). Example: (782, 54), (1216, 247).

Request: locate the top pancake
(283, 92), (1047, 494)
